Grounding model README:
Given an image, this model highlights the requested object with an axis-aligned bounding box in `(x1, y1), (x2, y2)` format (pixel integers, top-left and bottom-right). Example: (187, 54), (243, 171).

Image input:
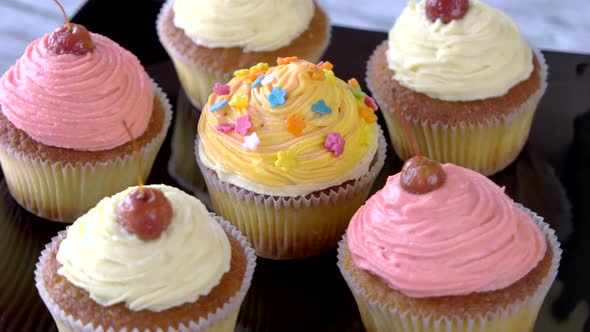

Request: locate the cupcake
(0, 21), (172, 222)
(35, 184), (256, 331)
(196, 57), (386, 259)
(337, 156), (561, 331)
(157, 0), (331, 109)
(366, 0), (547, 175)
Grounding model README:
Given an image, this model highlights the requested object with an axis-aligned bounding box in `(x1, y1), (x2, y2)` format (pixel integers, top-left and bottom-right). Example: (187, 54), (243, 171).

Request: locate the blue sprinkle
(348, 87), (366, 99)
(268, 86), (287, 108)
(312, 100), (332, 115)
(210, 100), (227, 112)
(251, 74), (265, 89)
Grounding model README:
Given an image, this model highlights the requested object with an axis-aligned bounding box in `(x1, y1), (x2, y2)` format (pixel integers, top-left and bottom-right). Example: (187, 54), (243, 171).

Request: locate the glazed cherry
(47, 24), (95, 55)
(425, 0), (469, 24)
(117, 188), (173, 241)
(400, 156), (446, 194)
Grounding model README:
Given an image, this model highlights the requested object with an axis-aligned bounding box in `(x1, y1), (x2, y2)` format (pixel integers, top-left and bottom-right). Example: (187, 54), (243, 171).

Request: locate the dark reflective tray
(1, 1), (589, 331)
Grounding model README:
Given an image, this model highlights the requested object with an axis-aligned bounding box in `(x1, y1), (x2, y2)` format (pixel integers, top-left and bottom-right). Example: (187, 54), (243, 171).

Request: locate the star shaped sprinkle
(325, 133), (345, 157)
(234, 68), (250, 77)
(277, 56), (298, 65)
(212, 82), (230, 96)
(216, 123), (235, 133)
(234, 114), (253, 135)
(275, 150), (296, 171)
(347, 78), (361, 89)
(229, 94), (249, 110)
(242, 132), (260, 151)
(210, 99), (227, 112)
(286, 114), (306, 136)
(251, 74), (265, 88)
(359, 105), (378, 124)
(268, 86), (287, 108)
(364, 96), (379, 111)
(312, 100), (332, 115)
(261, 73), (275, 86)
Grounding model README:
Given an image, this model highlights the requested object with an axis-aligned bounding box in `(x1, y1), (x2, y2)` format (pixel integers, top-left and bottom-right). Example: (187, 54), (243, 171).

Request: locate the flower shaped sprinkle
(229, 94), (249, 111)
(359, 105), (378, 124)
(286, 114), (306, 136)
(275, 150), (297, 171)
(268, 86), (287, 108)
(216, 123), (235, 133)
(212, 82), (230, 96)
(251, 74), (265, 89)
(249, 62), (269, 72)
(234, 114), (253, 135)
(347, 78), (361, 89)
(277, 56), (298, 65)
(364, 96), (379, 111)
(234, 68), (250, 77)
(325, 133), (345, 157)
(312, 100), (332, 115)
(210, 99), (228, 112)
(242, 132), (260, 151)
(249, 70), (264, 83)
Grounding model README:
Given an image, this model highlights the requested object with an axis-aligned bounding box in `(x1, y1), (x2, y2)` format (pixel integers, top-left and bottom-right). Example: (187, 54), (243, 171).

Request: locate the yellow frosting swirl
(173, 0), (314, 52)
(387, 0), (533, 101)
(56, 185), (231, 312)
(198, 59), (380, 196)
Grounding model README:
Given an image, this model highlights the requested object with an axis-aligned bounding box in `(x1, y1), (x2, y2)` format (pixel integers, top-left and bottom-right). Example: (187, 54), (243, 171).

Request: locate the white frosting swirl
(172, 0), (314, 52)
(386, 0), (533, 101)
(56, 185), (231, 312)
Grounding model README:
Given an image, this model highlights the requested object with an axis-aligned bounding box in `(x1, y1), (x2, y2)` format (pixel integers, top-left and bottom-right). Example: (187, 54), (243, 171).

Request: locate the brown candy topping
(117, 188), (173, 241)
(400, 156), (447, 194)
(47, 24), (96, 55)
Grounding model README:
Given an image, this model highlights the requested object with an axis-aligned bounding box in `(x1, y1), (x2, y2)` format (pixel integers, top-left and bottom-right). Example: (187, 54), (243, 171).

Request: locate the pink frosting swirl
(347, 163), (547, 298)
(0, 32), (153, 151)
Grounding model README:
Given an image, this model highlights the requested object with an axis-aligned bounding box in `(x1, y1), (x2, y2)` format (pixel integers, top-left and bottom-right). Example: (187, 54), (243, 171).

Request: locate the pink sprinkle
(234, 114), (253, 136)
(364, 96), (378, 111)
(317, 60), (324, 67)
(325, 133), (345, 157)
(216, 123), (235, 133)
(212, 82), (230, 96)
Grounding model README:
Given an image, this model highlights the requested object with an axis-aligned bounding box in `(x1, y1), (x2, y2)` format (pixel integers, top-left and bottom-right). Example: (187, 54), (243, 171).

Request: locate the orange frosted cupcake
(196, 58), (386, 259)
(366, 0), (547, 175)
(0, 21), (172, 223)
(156, 0), (330, 109)
(338, 157), (561, 331)
(35, 184), (256, 331)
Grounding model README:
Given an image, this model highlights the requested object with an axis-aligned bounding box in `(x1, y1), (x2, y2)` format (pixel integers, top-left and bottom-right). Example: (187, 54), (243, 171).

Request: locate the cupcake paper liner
(35, 214), (257, 332)
(369, 47), (548, 176)
(337, 204), (562, 332)
(0, 81), (172, 223)
(196, 128), (387, 260)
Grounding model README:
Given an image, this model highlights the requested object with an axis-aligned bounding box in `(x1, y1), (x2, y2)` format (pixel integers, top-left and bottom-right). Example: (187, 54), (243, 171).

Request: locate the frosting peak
(0, 33), (153, 151)
(386, 0), (533, 101)
(347, 163), (547, 298)
(173, 0), (315, 52)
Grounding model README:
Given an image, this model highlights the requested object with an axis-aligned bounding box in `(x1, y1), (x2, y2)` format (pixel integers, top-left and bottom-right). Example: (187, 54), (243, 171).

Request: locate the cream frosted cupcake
(35, 184), (256, 332)
(338, 157), (561, 331)
(0, 22), (172, 223)
(366, 0), (547, 175)
(157, 0), (330, 109)
(196, 58), (386, 259)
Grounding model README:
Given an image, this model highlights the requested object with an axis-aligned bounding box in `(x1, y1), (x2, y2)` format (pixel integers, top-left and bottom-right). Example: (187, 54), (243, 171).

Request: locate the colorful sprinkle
(268, 86), (287, 108)
(318, 61), (334, 71)
(261, 73), (275, 86)
(251, 74), (265, 88)
(249, 70), (264, 83)
(364, 96), (379, 111)
(323, 69), (335, 85)
(249, 62), (269, 72)
(277, 56), (299, 65)
(317, 60), (325, 67)
(210, 99), (228, 112)
(349, 87), (366, 99)
(242, 132), (260, 151)
(212, 82), (230, 96)
(234, 114), (253, 135)
(358, 123), (371, 146)
(216, 123), (235, 132)
(312, 100), (332, 115)
(229, 94), (249, 110)
(286, 114), (306, 136)
(359, 105), (378, 124)
(308, 69), (324, 81)
(325, 133), (345, 157)
(275, 150), (296, 171)
(234, 69), (250, 77)
(348, 78), (361, 89)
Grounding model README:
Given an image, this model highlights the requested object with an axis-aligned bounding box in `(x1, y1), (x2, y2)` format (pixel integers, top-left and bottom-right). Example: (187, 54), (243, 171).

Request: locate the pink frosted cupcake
(0, 22), (172, 222)
(338, 157), (561, 331)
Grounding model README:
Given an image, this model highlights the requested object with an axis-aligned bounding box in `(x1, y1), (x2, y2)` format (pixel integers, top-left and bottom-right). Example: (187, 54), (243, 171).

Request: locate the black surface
(0, 1), (589, 331)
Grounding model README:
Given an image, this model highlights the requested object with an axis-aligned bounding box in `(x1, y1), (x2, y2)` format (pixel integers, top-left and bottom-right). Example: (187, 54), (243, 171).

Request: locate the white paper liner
(35, 214), (256, 332)
(195, 128), (387, 259)
(337, 204), (562, 332)
(367, 42), (549, 176)
(0, 81), (172, 223)
(156, 0), (331, 109)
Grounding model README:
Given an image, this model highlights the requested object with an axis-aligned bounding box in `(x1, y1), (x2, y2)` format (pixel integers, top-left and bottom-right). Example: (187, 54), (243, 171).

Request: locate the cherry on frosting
(117, 188), (173, 241)
(47, 0), (95, 55)
(425, 0), (469, 24)
(400, 156), (446, 194)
